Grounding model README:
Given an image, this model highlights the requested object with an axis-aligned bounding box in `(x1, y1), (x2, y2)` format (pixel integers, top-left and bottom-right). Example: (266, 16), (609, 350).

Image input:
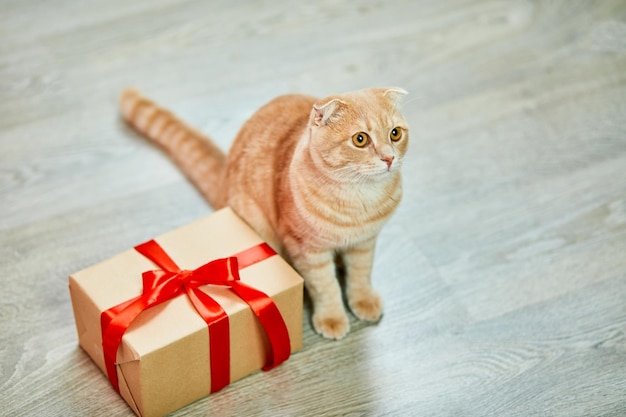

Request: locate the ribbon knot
(100, 239), (291, 394)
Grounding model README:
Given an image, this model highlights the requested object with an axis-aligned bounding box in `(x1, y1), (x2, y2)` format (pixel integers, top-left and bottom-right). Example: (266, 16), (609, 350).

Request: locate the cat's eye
(390, 127), (403, 142)
(352, 132), (370, 148)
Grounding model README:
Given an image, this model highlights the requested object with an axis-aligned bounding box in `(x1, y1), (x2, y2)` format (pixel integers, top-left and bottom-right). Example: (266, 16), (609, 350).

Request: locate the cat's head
(307, 87), (409, 183)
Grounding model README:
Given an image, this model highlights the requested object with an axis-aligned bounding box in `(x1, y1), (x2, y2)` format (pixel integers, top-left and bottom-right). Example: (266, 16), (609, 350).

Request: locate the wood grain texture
(1, 1), (625, 416)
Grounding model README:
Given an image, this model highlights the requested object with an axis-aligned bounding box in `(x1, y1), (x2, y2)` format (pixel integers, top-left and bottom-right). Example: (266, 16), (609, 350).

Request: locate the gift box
(69, 208), (303, 417)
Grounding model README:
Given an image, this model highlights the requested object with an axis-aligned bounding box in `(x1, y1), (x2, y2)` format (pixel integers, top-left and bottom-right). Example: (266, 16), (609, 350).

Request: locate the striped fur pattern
(120, 87), (409, 339)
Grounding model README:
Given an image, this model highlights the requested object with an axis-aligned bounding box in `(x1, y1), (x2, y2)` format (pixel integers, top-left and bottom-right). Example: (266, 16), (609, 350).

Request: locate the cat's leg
(289, 247), (350, 340)
(342, 237), (383, 322)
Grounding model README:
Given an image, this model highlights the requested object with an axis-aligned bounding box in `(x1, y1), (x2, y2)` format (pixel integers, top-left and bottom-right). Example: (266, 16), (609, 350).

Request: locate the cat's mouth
(356, 161), (401, 180)
(380, 157), (401, 173)
(381, 155), (395, 171)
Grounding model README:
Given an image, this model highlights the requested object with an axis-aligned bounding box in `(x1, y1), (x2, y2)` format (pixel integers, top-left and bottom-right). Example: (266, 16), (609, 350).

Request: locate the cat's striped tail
(119, 88), (226, 208)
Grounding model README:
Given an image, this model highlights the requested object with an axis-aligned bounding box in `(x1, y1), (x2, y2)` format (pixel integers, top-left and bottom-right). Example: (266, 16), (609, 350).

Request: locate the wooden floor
(2, 1), (626, 416)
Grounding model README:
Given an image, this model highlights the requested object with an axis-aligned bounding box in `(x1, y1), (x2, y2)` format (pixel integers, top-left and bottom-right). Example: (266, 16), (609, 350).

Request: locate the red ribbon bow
(100, 240), (291, 393)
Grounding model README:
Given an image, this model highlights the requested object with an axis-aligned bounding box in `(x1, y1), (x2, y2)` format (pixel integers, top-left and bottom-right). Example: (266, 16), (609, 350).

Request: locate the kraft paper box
(69, 208), (303, 417)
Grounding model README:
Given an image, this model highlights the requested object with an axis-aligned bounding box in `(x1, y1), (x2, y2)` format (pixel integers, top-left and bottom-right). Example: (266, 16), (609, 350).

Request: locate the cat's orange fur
(120, 87), (409, 339)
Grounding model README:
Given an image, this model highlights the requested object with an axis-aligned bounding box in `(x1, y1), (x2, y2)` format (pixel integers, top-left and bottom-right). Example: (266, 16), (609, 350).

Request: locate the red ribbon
(100, 240), (291, 394)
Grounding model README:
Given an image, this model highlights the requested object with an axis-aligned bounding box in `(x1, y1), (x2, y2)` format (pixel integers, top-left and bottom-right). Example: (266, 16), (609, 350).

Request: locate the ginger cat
(119, 87), (409, 339)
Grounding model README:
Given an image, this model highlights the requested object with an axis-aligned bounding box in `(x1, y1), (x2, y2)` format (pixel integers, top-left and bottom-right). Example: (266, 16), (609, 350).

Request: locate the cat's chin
(343, 173), (396, 186)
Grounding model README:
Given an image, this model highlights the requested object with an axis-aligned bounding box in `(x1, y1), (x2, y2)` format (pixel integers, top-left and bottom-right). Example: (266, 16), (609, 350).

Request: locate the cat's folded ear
(312, 98), (346, 127)
(382, 87), (408, 106)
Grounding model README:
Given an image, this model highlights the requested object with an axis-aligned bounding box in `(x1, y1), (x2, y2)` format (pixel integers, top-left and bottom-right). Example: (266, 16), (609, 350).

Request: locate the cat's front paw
(349, 289), (383, 322)
(312, 310), (350, 340)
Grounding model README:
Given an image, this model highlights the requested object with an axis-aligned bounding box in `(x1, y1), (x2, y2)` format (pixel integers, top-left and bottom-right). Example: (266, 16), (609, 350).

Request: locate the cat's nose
(381, 155), (394, 170)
